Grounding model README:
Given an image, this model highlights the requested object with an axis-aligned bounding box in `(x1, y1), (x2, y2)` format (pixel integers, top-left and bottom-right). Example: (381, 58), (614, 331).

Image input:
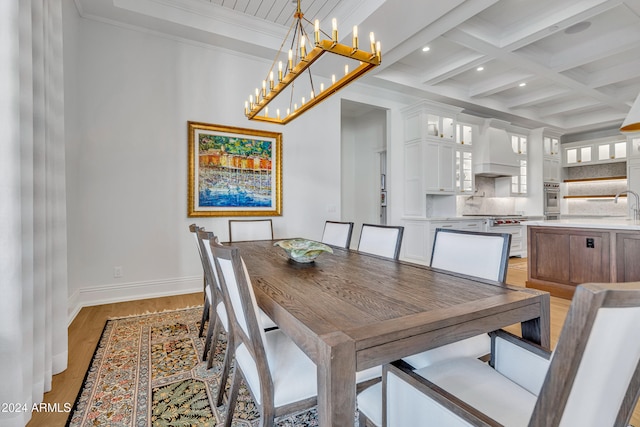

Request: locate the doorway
(341, 100), (389, 247)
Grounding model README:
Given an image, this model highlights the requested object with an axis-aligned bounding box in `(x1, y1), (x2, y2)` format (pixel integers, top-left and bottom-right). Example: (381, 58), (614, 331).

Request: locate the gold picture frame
(188, 121), (282, 217)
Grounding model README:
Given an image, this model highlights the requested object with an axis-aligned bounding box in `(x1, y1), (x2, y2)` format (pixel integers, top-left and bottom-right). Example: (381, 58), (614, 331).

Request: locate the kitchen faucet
(614, 190), (640, 220)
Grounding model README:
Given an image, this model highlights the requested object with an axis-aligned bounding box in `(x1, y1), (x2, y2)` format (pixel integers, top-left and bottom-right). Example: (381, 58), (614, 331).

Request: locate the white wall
(63, 8), (349, 313)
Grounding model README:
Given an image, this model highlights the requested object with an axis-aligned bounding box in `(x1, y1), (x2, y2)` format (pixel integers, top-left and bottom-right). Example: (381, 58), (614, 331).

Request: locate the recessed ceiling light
(519, 82), (527, 87)
(476, 66), (484, 71)
(422, 46), (430, 52)
(564, 21), (591, 34)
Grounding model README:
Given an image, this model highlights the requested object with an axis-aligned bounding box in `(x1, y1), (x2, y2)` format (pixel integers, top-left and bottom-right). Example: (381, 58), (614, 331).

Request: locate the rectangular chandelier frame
(246, 39), (381, 125)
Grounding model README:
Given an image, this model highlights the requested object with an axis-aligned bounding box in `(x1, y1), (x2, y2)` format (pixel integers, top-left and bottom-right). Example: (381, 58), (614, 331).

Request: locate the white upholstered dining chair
(211, 244), (318, 427)
(321, 220), (354, 249)
(197, 231), (278, 406)
(401, 228), (512, 368)
(189, 224), (209, 339)
(381, 282), (640, 427)
(357, 223), (404, 259)
(228, 219), (273, 242)
(358, 228), (512, 426)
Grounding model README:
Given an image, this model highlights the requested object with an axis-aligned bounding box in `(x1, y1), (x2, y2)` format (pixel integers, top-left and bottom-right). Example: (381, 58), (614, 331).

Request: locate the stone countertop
(402, 216), (492, 221)
(523, 217), (640, 230)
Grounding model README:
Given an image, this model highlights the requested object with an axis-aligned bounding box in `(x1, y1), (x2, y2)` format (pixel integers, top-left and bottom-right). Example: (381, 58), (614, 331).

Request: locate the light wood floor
(27, 259), (639, 426)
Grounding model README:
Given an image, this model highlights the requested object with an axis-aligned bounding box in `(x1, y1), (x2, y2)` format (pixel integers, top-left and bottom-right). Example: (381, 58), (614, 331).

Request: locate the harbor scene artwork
(188, 122), (282, 217)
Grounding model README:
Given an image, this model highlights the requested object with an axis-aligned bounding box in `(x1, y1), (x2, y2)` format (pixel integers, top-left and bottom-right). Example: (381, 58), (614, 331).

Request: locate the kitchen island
(523, 218), (640, 298)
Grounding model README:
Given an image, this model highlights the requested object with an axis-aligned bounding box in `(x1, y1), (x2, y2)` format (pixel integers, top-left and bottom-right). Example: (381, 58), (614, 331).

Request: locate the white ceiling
(75, 0), (640, 134)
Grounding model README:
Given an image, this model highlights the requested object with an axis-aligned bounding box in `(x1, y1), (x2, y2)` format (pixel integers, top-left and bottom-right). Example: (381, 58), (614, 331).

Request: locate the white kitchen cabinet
(455, 148), (473, 194)
(543, 136), (560, 157)
(426, 113), (456, 141)
(456, 123), (473, 145)
(511, 134), (527, 155)
(563, 138), (630, 167)
(492, 225), (527, 258)
(628, 158), (640, 218)
(543, 136), (561, 183)
(402, 218), (485, 265)
(425, 141), (455, 194)
(543, 156), (561, 183)
(402, 101), (464, 216)
(596, 140), (626, 162)
(628, 135), (640, 158)
(564, 144), (593, 166)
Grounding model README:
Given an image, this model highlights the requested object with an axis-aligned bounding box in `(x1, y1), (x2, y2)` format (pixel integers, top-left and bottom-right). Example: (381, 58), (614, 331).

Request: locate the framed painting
(188, 122), (282, 217)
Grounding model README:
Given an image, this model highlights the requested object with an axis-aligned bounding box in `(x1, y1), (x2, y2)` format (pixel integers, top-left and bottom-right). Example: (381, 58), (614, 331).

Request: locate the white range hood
(474, 123), (519, 178)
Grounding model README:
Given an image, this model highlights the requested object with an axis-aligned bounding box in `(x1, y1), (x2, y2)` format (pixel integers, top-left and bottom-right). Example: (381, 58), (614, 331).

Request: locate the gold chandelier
(244, 0), (381, 125)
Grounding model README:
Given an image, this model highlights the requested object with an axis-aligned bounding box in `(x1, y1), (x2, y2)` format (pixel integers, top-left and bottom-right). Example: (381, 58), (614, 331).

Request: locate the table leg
(521, 293), (551, 349)
(317, 332), (356, 427)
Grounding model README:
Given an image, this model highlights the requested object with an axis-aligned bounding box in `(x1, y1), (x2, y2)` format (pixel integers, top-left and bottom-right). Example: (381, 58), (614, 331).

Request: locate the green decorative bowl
(274, 239), (333, 263)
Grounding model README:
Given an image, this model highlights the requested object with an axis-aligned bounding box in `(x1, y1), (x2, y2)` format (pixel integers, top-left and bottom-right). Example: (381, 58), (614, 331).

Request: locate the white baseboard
(67, 276), (203, 325)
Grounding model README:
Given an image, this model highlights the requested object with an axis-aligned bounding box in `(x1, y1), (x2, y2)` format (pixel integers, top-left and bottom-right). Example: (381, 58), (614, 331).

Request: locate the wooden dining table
(234, 239), (550, 427)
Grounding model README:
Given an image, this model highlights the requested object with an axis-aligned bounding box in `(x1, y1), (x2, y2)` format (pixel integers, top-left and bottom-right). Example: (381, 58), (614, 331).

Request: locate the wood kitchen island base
(525, 219), (640, 299)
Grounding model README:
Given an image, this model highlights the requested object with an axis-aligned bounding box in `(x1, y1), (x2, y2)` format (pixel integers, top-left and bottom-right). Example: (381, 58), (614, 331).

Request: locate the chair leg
(201, 304), (216, 361)
(198, 296), (210, 338)
(214, 329), (233, 407)
(223, 364), (241, 427)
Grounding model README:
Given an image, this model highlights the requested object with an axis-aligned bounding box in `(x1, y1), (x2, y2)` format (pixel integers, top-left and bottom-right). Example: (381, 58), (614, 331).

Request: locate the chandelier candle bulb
(376, 41), (381, 60)
(345, 64), (349, 75)
(269, 71), (274, 89)
(262, 80), (266, 97)
(370, 32), (376, 53)
(244, 101), (248, 115)
(311, 90), (314, 99)
(277, 109), (280, 119)
(314, 19), (320, 44)
(332, 74), (336, 84)
(320, 82), (324, 92)
(288, 49), (293, 73)
(353, 25), (358, 49)
(332, 18), (338, 43)
(265, 107), (268, 117)
(300, 35), (306, 57)
(302, 96), (305, 105)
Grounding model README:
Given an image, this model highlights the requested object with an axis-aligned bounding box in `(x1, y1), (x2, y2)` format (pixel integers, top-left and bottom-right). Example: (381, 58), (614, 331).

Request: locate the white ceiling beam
(507, 87), (570, 108)
(421, 53), (486, 85)
(549, 26), (640, 71)
(588, 57), (640, 88)
(468, 72), (535, 97)
(538, 98), (601, 117)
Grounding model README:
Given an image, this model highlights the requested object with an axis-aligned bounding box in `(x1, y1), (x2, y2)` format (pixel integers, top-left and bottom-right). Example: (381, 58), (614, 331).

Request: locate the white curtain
(0, 0), (68, 425)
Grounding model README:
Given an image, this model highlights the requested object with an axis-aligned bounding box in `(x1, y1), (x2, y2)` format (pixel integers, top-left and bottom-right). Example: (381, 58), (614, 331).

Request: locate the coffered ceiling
(75, 0), (640, 134)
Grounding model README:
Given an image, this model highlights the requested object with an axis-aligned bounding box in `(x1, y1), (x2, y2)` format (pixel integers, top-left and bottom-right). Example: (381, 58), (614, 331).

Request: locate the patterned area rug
(66, 307), (324, 426)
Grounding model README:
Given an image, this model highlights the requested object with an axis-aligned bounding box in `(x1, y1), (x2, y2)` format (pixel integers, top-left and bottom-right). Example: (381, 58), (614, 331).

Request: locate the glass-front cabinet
(564, 145), (592, 166)
(596, 140), (627, 161)
(456, 123), (473, 145)
(564, 138), (630, 167)
(543, 136), (559, 157)
(426, 113), (456, 140)
(511, 134), (527, 155)
(629, 135), (640, 157)
(456, 148), (473, 193)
